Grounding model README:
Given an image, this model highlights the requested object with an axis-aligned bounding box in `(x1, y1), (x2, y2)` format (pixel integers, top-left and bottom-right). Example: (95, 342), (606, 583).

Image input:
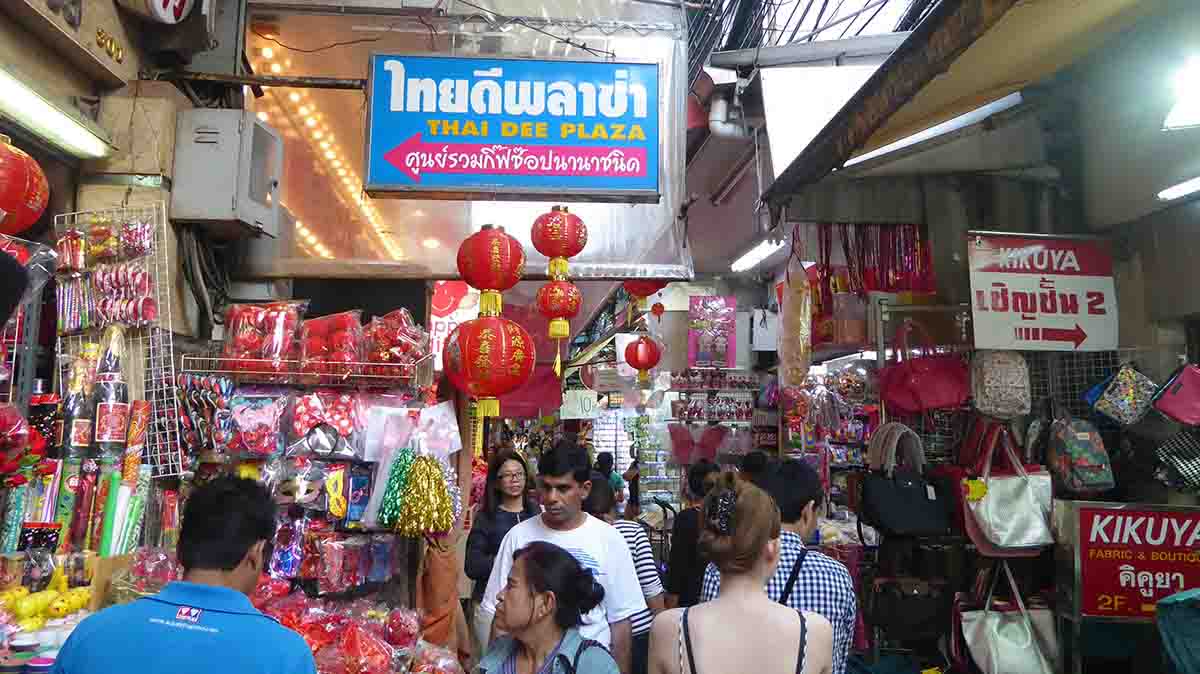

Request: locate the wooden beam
(762, 0), (1020, 207)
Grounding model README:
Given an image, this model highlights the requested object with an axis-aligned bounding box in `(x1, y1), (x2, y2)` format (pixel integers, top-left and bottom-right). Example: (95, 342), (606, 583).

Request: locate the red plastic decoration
(456, 225), (525, 315)
(622, 280), (668, 323)
(624, 335), (662, 386)
(442, 316), (536, 417)
(531, 206), (587, 278)
(0, 136), (48, 235)
(651, 302), (666, 318)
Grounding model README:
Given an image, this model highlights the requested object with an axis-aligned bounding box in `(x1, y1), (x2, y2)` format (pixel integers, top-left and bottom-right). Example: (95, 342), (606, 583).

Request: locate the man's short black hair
(766, 459), (825, 524)
(178, 477), (276, 572)
(539, 442), (592, 483)
(595, 451), (614, 475)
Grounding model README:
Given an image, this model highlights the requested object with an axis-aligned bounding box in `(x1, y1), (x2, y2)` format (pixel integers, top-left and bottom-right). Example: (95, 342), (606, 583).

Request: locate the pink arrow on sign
(1042, 324), (1088, 349)
(382, 133), (649, 183)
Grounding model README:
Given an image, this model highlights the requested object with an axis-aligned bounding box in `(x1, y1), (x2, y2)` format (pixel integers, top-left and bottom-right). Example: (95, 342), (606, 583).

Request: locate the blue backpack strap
(555, 638), (610, 674)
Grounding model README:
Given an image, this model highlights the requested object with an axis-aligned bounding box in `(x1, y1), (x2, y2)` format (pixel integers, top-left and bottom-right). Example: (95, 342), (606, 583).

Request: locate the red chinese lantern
(622, 280), (668, 323)
(624, 335), (662, 387)
(457, 225), (525, 316)
(442, 316), (536, 418)
(536, 280), (582, 340)
(531, 206), (587, 279)
(536, 279), (582, 376)
(0, 136), (48, 235)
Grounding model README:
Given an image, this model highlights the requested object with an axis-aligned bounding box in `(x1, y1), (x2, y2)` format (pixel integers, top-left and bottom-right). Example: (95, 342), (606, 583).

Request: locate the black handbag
(866, 576), (949, 641)
(860, 422), (951, 537)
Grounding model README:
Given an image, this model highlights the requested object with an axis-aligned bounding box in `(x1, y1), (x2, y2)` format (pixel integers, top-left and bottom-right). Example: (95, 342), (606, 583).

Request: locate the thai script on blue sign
(364, 54), (661, 201)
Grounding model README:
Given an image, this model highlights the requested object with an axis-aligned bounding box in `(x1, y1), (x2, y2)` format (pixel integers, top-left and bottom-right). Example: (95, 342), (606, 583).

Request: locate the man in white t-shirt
(482, 442), (646, 674)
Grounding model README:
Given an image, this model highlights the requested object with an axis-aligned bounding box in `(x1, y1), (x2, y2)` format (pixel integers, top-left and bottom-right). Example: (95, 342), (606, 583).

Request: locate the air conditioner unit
(171, 109), (282, 237)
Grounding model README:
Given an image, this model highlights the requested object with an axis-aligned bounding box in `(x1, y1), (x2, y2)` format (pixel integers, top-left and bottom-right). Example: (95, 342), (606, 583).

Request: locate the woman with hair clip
(647, 474), (834, 674)
(467, 449), (542, 651)
(478, 541), (622, 674)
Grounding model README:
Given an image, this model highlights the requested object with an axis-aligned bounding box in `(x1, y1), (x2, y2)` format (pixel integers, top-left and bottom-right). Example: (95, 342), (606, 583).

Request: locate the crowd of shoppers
(468, 443), (855, 674)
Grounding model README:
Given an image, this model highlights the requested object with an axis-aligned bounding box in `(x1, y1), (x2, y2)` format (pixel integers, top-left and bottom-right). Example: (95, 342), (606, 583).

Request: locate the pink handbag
(1155, 364), (1200, 426)
(879, 320), (969, 414)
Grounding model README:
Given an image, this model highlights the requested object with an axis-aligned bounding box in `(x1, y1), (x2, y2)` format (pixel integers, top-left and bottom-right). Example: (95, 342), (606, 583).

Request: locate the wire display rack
(0, 303), (40, 415)
(179, 352), (435, 389)
(54, 202), (184, 478)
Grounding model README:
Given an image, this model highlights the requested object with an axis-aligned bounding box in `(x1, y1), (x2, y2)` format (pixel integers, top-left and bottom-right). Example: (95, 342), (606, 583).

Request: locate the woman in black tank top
(644, 474), (833, 674)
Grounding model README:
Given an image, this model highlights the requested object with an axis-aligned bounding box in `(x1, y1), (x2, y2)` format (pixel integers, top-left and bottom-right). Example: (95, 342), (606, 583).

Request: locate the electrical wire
(251, 27), (402, 54)
(451, 0), (617, 58)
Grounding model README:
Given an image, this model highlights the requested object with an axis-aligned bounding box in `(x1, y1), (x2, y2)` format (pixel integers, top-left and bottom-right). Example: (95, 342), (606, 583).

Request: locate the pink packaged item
(688, 296), (737, 368)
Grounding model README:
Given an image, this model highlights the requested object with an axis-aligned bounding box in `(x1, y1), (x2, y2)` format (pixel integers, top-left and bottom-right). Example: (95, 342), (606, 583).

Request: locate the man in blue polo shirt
(53, 477), (315, 674)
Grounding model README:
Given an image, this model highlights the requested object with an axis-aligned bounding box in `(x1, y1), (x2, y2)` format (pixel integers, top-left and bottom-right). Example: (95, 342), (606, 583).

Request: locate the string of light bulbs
(253, 43), (405, 261)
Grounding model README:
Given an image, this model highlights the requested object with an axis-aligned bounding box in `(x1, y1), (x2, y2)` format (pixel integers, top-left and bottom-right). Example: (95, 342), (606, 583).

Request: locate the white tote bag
(965, 427), (1054, 549)
(961, 562), (1059, 674)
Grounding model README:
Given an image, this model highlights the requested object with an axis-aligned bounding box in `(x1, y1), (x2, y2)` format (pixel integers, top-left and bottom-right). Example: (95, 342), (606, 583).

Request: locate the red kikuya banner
(1078, 506), (1200, 618)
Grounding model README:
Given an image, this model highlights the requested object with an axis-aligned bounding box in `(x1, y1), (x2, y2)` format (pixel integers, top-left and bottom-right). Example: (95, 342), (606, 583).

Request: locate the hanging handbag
(1095, 364), (1158, 426)
(860, 423), (951, 537)
(866, 576), (949, 641)
(960, 562), (1059, 674)
(1155, 364), (1200, 426)
(878, 320), (969, 415)
(1155, 428), (1200, 490)
(962, 425), (1054, 553)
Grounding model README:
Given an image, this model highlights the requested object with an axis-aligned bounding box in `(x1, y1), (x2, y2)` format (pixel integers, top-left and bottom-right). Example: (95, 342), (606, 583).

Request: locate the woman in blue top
(478, 541), (621, 674)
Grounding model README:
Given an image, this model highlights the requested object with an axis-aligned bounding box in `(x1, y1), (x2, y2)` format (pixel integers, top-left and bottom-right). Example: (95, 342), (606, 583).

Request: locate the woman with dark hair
(664, 460), (720, 608)
(467, 449), (542, 651)
(584, 480), (665, 674)
(647, 474), (833, 674)
(479, 541), (622, 674)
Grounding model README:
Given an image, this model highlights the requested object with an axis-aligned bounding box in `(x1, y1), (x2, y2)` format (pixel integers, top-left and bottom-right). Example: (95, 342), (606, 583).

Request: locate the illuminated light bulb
(337, 169), (347, 176)
(270, 63), (282, 74)
(325, 150), (336, 160)
(320, 141), (330, 150)
(422, 238), (440, 249)
(285, 60), (292, 68)
(305, 233), (317, 244)
(332, 160), (342, 168)
(257, 111), (269, 122)
(305, 118), (317, 127)
(298, 106), (310, 116)
(412, 209), (426, 217)
(313, 131), (324, 140)
(261, 47), (274, 59)
(289, 92), (300, 103)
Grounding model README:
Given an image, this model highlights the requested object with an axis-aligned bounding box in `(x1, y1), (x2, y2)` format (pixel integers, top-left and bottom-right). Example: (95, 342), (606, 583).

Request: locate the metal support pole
(157, 71), (366, 91)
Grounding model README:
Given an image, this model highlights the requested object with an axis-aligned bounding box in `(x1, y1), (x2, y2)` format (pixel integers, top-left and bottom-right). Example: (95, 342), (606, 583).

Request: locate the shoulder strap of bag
(866, 422), (893, 471)
(778, 547), (810, 606)
(557, 639), (609, 674)
(681, 608), (699, 674)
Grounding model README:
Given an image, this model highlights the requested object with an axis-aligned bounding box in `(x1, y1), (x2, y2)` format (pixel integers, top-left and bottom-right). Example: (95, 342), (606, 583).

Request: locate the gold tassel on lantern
(548, 257), (569, 278)
(479, 290), (503, 316)
(471, 402), (484, 456)
(550, 317), (569, 378)
(477, 397), (500, 417)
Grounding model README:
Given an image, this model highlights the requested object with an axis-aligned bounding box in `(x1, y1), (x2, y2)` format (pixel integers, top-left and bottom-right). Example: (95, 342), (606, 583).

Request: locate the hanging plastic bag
(779, 256), (812, 389)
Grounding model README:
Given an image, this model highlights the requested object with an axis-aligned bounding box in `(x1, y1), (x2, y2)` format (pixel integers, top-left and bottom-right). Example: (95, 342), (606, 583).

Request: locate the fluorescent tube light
(843, 92), (1024, 167)
(1165, 57), (1200, 130)
(731, 239), (785, 272)
(1157, 176), (1200, 202)
(0, 67), (111, 159)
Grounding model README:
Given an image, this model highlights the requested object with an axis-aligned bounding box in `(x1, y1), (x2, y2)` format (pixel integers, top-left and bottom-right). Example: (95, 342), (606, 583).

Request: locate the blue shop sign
(364, 54), (661, 202)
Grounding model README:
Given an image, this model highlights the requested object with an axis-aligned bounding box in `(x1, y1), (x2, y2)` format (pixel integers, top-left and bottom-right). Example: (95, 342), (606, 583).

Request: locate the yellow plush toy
(45, 596), (72, 619)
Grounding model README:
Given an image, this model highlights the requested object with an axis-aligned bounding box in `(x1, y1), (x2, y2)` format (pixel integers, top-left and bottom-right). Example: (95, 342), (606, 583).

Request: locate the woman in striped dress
(585, 477), (665, 674)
